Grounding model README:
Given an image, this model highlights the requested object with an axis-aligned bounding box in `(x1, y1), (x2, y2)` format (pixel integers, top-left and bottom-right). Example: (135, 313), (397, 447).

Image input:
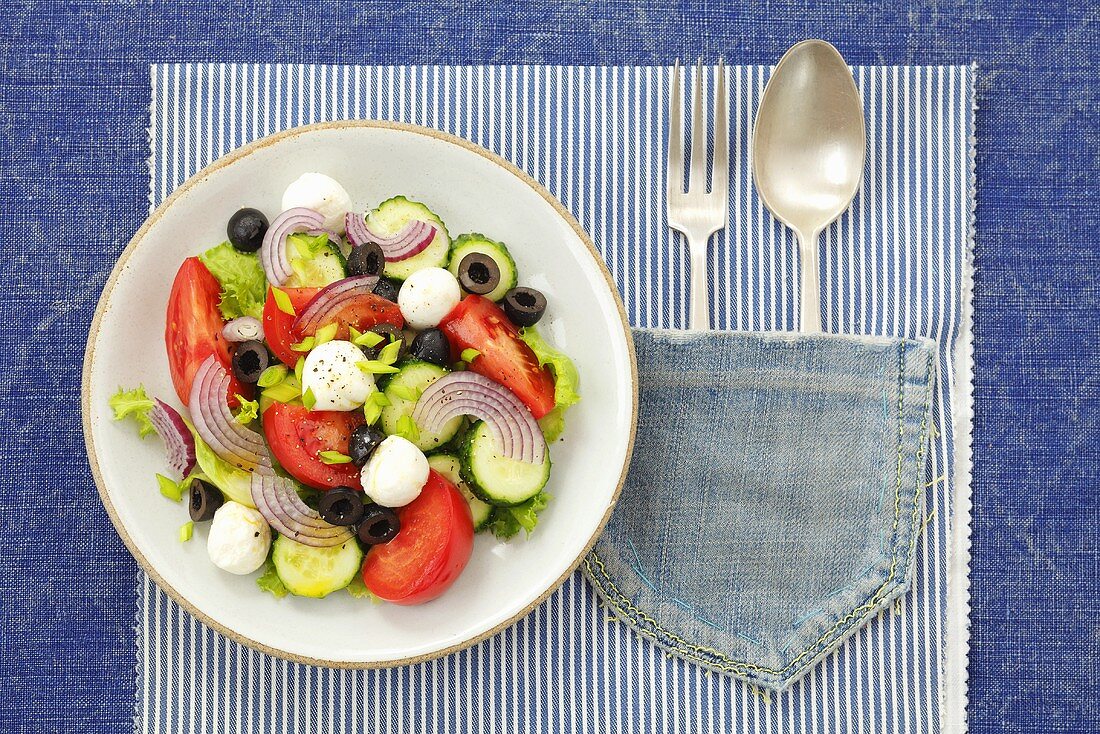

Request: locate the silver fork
(667, 58), (728, 331)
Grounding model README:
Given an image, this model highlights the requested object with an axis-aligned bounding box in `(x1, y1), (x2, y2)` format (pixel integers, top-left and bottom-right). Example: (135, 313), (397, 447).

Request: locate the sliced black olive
(456, 252), (501, 296)
(317, 486), (366, 526)
(360, 323), (408, 360)
(356, 504), (401, 545)
(373, 277), (399, 302)
(189, 479), (224, 522)
(227, 208), (268, 253)
(348, 425), (386, 466)
(501, 287), (547, 327)
(231, 340), (270, 384)
(347, 242), (386, 278)
(409, 328), (451, 366)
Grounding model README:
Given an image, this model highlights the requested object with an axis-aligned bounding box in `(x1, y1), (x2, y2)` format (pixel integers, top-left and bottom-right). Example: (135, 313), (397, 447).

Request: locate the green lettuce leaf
(519, 328), (580, 410)
(234, 396), (260, 424)
(109, 385), (156, 438)
(486, 492), (551, 540)
(344, 573), (382, 603)
(537, 407), (567, 443)
(519, 328), (579, 442)
(256, 558), (288, 598)
(199, 242), (267, 320)
(188, 421), (256, 507)
(287, 232), (331, 259)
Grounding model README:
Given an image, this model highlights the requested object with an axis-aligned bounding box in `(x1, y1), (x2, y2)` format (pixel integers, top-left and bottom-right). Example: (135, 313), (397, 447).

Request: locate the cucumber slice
(283, 233), (348, 288)
(271, 534), (363, 599)
(379, 360), (463, 451)
(460, 421), (550, 507)
(365, 196), (451, 281)
(427, 454), (493, 531)
(447, 234), (518, 302)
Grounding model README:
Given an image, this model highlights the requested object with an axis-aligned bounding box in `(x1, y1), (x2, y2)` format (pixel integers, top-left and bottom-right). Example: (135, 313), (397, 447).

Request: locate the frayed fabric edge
(940, 60), (978, 734)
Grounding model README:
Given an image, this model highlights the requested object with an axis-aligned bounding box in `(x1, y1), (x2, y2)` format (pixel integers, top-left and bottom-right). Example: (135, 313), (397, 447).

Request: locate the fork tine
(712, 58), (729, 204)
(689, 58), (707, 192)
(667, 59), (684, 200)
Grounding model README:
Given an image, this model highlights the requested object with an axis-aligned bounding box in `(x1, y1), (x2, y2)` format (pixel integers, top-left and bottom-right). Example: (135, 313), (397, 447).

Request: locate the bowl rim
(80, 119), (638, 668)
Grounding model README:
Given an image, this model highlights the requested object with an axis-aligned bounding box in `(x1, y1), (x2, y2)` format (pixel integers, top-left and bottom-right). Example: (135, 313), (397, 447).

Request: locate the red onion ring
(418, 392), (525, 459)
(291, 275), (381, 335)
(260, 207), (326, 285)
(222, 316), (263, 342)
(306, 227), (343, 246)
(148, 399), (197, 477)
(188, 356), (275, 474)
(253, 480), (352, 548)
(412, 372), (546, 464)
(344, 213), (438, 262)
(250, 474), (355, 548)
(344, 212), (370, 246)
(258, 483), (347, 537)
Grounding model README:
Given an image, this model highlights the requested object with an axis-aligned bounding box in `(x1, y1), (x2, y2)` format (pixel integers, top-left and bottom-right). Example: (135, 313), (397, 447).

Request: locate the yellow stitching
(921, 509), (937, 537)
(892, 341), (906, 535)
(586, 341), (937, 680)
(906, 352), (936, 560)
(584, 556), (762, 675)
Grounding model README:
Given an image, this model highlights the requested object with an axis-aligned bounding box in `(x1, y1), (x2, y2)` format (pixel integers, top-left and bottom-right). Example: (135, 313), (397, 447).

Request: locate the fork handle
(687, 233), (711, 331)
(797, 228), (822, 333)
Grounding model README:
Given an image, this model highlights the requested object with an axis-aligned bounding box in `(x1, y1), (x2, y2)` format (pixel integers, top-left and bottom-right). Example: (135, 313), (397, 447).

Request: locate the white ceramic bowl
(82, 121), (637, 666)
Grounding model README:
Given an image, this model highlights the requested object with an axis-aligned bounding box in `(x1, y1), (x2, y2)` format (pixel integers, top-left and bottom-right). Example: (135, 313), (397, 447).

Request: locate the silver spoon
(752, 40), (866, 333)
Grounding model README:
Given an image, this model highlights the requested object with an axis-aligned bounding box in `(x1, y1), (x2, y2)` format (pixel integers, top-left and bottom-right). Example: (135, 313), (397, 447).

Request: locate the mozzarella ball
(302, 340), (377, 411)
(281, 172), (352, 233)
(360, 435), (429, 508)
(397, 267), (462, 329)
(207, 501), (271, 575)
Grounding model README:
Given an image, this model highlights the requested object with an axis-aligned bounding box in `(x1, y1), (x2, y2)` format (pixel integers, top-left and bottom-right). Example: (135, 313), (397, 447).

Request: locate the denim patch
(585, 328), (936, 691)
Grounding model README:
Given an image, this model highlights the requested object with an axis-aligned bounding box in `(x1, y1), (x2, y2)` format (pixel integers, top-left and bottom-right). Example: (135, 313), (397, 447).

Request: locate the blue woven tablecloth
(1, 3), (1096, 734)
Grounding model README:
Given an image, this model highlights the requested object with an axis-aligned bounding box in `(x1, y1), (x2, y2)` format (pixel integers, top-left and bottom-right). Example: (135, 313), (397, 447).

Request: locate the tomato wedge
(165, 257), (249, 407)
(438, 295), (556, 419)
(263, 286), (319, 367)
(262, 402), (364, 490)
(360, 470), (474, 605)
(291, 291), (404, 341)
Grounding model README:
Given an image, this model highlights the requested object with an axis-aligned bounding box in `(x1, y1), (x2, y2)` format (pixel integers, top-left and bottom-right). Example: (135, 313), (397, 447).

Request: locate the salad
(111, 172), (579, 605)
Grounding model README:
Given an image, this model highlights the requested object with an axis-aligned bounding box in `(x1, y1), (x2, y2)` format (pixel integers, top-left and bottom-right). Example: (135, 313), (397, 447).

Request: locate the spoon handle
(687, 233), (711, 331)
(797, 229), (822, 333)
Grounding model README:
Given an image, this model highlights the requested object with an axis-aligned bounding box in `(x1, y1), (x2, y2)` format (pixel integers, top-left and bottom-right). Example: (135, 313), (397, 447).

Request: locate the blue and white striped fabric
(139, 64), (974, 733)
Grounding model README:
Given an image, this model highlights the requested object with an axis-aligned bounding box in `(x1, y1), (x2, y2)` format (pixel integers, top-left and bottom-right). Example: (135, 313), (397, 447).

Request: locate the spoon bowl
(753, 40), (865, 332)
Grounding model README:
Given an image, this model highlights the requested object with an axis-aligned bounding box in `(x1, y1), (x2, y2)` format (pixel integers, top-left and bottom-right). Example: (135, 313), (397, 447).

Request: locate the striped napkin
(138, 64), (974, 733)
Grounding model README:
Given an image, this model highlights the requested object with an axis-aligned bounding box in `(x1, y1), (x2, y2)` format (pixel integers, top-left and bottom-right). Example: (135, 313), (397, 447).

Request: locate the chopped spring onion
(319, 451), (353, 465)
(377, 339), (402, 365)
(271, 287), (295, 316)
(314, 322), (339, 345)
(257, 364), (288, 388)
(396, 414), (420, 442)
(291, 336), (316, 352)
(363, 391), (390, 425)
(157, 473), (185, 502)
(389, 384), (419, 403)
(357, 360), (400, 375)
(353, 330), (385, 348)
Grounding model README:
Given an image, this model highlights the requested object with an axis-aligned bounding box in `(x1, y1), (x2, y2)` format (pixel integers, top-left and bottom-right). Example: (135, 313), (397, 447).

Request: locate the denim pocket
(585, 328), (936, 691)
